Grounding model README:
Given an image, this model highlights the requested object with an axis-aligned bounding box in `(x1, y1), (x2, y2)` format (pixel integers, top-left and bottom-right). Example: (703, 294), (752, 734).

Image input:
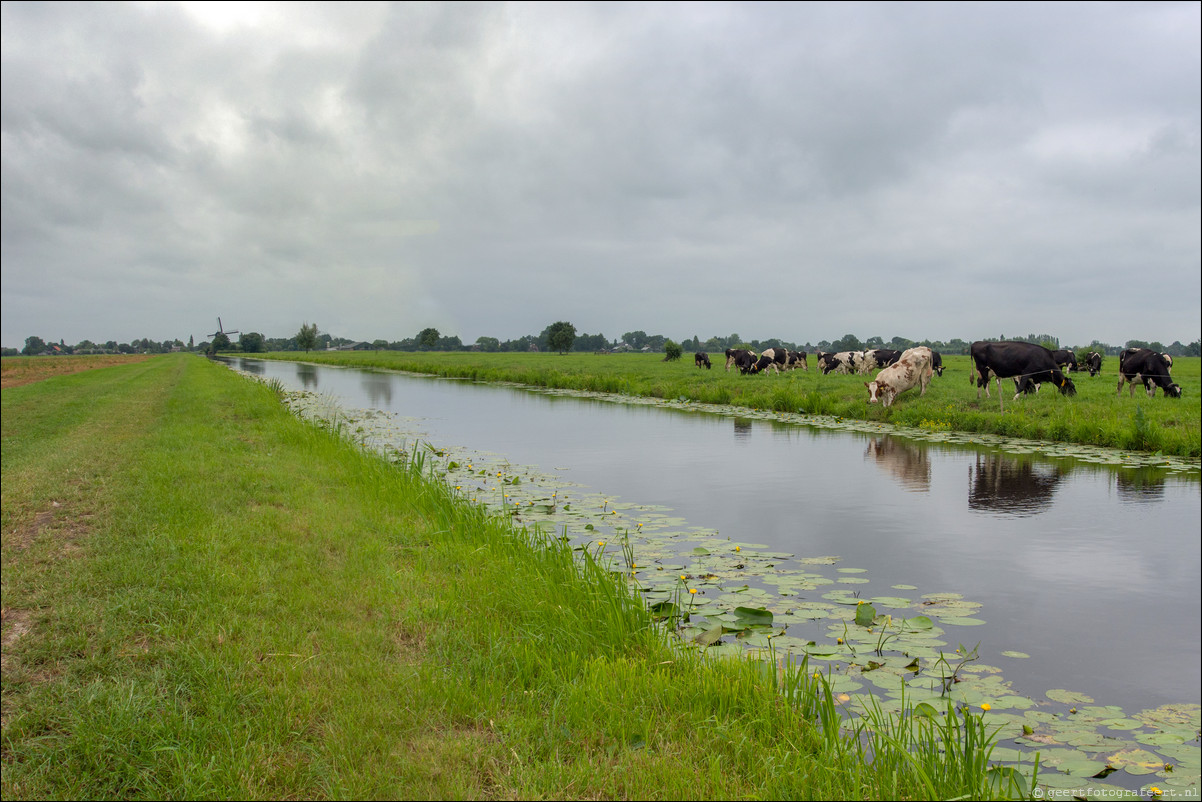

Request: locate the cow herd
(685, 342), (1184, 409)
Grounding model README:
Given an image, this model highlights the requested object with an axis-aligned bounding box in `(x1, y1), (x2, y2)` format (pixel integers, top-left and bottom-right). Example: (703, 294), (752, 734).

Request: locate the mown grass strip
(255, 351), (1201, 458)
(3, 354), (1030, 799)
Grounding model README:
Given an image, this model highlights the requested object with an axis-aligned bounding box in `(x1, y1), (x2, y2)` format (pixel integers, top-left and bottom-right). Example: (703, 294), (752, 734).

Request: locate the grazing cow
(930, 351), (944, 377)
(751, 347), (789, 374)
(859, 349), (902, 374)
(785, 350), (808, 371)
(725, 348), (757, 373)
(864, 346), (933, 407)
(1084, 351), (1102, 377)
(1116, 348), (1181, 398)
(970, 341), (1076, 410)
(817, 350), (859, 375)
(1051, 349), (1078, 373)
(725, 348), (757, 374)
(1162, 353), (1174, 370)
(694, 352), (711, 369)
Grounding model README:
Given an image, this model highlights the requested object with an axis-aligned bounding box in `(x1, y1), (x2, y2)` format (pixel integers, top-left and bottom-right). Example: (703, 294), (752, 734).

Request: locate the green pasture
(3, 354), (1044, 800)
(256, 351), (1202, 458)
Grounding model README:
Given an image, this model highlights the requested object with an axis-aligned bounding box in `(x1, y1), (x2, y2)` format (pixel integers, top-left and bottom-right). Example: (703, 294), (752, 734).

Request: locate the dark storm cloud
(2, 2), (1198, 349)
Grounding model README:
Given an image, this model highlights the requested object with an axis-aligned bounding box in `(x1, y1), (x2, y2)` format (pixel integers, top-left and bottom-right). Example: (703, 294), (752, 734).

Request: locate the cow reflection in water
(1115, 470), (1166, 503)
(864, 437), (930, 492)
(968, 454), (1065, 515)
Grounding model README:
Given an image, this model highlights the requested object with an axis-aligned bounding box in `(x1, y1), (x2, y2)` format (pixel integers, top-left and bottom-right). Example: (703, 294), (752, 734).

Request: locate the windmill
(211, 317), (240, 340)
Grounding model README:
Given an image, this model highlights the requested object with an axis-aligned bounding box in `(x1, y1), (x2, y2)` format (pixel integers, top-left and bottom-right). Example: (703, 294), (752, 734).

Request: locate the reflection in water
(968, 453), (1065, 516)
(361, 372), (393, 406)
(296, 363), (318, 390)
(733, 418), (752, 441)
(1115, 470), (1167, 503)
(238, 358), (264, 375)
(864, 437), (930, 492)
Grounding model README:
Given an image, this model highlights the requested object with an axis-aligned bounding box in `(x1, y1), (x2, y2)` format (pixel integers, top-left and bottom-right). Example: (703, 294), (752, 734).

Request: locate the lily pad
(1048, 689), (1096, 705)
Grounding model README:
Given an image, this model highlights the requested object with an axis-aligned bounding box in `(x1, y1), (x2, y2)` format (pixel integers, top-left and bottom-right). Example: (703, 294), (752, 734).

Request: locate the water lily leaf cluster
(278, 384), (1201, 798)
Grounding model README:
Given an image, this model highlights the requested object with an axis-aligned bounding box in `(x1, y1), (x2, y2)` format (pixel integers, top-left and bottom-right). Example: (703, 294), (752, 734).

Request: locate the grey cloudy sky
(2, 1), (1199, 349)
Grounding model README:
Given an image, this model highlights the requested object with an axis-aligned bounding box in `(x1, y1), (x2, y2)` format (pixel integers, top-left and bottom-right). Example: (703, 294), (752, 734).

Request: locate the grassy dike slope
(2, 354), (1019, 800)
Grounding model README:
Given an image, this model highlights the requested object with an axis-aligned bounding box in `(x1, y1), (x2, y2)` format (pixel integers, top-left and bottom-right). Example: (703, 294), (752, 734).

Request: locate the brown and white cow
(865, 346), (933, 407)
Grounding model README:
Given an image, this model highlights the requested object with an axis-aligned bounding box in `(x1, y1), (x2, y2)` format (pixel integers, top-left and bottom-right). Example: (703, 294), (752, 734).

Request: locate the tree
(831, 334), (862, 352)
(22, 336), (46, 356)
(622, 330), (648, 350)
(210, 333), (231, 353)
(475, 336), (499, 352)
(296, 322), (318, 353)
(545, 321), (576, 354)
(239, 332), (265, 353)
(662, 339), (682, 361)
(418, 328), (440, 349)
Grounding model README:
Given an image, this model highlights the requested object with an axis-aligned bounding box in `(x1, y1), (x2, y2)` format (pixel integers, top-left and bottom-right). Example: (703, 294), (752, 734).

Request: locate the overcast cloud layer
(2, 1), (1199, 349)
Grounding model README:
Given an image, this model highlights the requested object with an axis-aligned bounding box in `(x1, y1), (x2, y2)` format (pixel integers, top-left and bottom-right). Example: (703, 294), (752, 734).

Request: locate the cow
(1051, 349), (1078, 373)
(751, 347), (789, 374)
(1116, 348), (1181, 398)
(1162, 353), (1174, 370)
(859, 349), (902, 374)
(694, 352), (711, 369)
(725, 348), (757, 373)
(1084, 351), (1102, 377)
(785, 350), (808, 371)
(930, 351), (944, 377)
(817, 350), (859, 375)
(970, 341), (1076, 410)
(864, 346), (934, 407)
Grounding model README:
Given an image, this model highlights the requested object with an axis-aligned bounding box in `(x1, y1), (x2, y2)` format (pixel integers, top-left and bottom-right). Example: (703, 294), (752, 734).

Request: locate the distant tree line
(7, 329), (1200, 359)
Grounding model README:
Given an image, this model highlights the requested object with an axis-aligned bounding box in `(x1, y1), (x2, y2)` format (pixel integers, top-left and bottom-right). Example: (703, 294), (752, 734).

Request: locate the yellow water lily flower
(981, 703), (992, 711)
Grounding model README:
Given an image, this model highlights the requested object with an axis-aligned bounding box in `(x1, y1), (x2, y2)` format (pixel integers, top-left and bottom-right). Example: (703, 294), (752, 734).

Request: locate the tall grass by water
(257, 350), (1202, 458)
(1, 353), (1036, 799)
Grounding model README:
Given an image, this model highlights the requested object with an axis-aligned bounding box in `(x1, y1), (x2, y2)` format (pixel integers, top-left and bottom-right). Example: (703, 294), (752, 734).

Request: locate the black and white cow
(785, 350), (808, 371)
(1085, 351), (1102, 377)
(817, 350), (859, 375)
(751, 347), (789, 374)
(725, 348), (757, 373)
(1051, 349), (1078, 373)
(1116, 348), (1181, 398)
(694, 352), (711, 369)
(970, 341), (1076, 410)
(930, 351), (944, 377)
(859, 349), (903, 374)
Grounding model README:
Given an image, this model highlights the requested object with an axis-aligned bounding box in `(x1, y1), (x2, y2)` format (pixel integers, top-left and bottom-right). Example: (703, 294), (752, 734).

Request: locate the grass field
(0, 354), (152, 388)
(2, 354), (1035, 800)
(255, 350), (1202, 458)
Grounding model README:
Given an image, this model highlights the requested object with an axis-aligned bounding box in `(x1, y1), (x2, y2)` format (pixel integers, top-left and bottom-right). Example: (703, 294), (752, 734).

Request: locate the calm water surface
(233, 358), (1201, 716)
